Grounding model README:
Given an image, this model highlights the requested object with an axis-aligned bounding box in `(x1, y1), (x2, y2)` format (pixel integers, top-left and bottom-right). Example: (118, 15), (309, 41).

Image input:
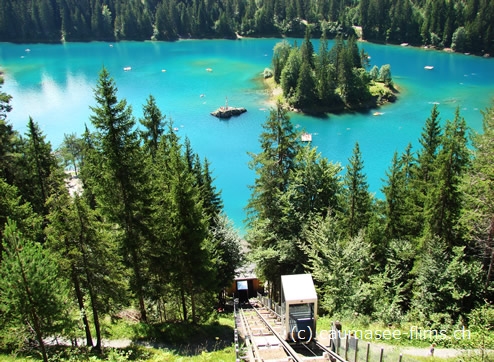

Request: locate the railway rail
(234, 298), (347, 362)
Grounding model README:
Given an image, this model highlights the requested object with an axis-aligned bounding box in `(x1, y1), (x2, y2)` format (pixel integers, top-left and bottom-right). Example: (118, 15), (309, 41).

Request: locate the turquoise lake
(1, 39), (494, 233)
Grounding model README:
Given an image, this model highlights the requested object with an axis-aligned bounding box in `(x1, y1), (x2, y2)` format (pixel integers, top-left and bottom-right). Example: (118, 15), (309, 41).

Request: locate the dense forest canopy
(0, 69), (244, 360)
(270, 31), (396, 112)
(0, 0), (493, 55)
(246, 100), (494, 329)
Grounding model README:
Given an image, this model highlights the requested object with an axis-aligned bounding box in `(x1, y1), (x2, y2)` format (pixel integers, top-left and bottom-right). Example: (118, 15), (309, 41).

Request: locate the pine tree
(340, 142), (372, 238)
(0, 179), (43, 261)
(246, 102), (301, 296)
(154, 129), (211, 322)
(272, 40), (291, 84)
(280, 46), (302, 100)
(139, 94), (165, 161)
(293, 60), (317, 109)
(424, 107), (470, 246)
(0, 220), (72, 362)
(412, 104), (443, 235)
(45, 186), (127, 351)
(86, 67), (152, 321)
(460, 102), (494, 288)
(20, 117), (61, 218)
(382, 151), (408, 241)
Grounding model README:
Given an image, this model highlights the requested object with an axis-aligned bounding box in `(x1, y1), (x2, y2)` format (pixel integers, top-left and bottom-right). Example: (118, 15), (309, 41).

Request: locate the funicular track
(235, 299), (347, 362)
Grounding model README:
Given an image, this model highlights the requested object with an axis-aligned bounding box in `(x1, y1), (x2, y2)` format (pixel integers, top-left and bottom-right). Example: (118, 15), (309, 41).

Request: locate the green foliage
(86, 66), (153, 321)
(57, 133), (84, 174)
(274, 35), (391, 112)
(0, 220), (73, 361)
(379, 64), (393, 87)
(0, 0), (493, 54)
(246, 102), (304, 295)
(19, 117), (62, 217)
(302, 215), (372, 316)
(340, 142), (372, 238)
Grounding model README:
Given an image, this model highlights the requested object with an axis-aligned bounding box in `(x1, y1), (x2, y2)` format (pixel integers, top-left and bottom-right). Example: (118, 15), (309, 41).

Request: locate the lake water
(1, 39), (494, 233)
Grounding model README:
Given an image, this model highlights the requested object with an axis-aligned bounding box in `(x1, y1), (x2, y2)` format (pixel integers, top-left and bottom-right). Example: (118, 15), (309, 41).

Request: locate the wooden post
(345, 334), (349, 360)
(354, 338), (358, 362)
(366, 342), (370, 362)
(379, 348), (384, 362)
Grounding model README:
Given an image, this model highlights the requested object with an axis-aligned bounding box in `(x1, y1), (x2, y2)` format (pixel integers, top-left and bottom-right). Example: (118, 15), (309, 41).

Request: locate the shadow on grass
(131, 319), (235, 356)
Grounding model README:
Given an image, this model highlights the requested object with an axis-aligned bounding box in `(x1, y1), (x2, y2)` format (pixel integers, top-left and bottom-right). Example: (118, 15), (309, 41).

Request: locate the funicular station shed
(281, 274), (318, 342)
(228, 264), (262, 303)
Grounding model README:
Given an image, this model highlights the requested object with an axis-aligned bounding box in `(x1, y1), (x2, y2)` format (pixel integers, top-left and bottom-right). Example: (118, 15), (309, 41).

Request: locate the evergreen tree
(0, 220), (72, 361)
(246, 102), (301, 296)
(20, 117), (61, 218)
(424, 107), (470, 246)
(416, 104), (442, 183)
(209, 215), (244, 307)
(199, 158), (224, 227)
(272, 40), (291, 83)
(293, 60), (317, 109)
(412, 237), (483, 320)
(315, 34), (338, 106)
(0, 179), (43, 260)
(280, 46), (302, 100)
(300, 26), (315, 69)
(382, 151), (409, 241)
(340, 142), (372, 238)
(0, 119), (19, 185)
(139, 94), (165, 160)
(86, 67), (152, 321)
(156, 130), (211, 322)
(460, 102), (494, 290)
(45, 187), (127, 351)
(412, 104), (443, 236)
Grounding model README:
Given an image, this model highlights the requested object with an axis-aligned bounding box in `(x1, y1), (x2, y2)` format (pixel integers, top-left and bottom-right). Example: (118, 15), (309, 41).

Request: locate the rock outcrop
(211, 106), (247, 118)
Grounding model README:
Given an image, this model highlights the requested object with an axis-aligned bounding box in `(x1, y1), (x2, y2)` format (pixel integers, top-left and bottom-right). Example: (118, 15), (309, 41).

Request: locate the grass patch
(317, 315), (494, 361)
(0, 314), (236, 361)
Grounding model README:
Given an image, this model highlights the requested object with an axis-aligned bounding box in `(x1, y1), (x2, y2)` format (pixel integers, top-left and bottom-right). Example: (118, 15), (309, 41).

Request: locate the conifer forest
(0, 0), (493, 55)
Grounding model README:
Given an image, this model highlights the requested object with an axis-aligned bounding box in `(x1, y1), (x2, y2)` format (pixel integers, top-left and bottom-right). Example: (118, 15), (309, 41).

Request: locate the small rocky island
(211, 97), (247, 118)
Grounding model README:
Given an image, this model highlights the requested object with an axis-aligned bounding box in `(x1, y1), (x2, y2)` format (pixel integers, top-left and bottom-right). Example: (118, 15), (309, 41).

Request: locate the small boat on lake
(424, 65), (434, 70)
(123, 66), (132, 71)
(301, 133), (312, 142)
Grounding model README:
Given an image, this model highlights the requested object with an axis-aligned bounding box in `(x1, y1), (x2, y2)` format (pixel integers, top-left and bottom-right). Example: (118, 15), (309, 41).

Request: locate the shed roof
(281, 274), (317, 303)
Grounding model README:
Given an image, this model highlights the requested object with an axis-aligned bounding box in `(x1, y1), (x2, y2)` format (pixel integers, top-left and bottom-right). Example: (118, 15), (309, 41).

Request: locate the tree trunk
(15, 248), (48, 362)
(90, 293), (102, 352)
(485, 216), (494, 289)
(181, 288), (187, 321)
(131, 248), (147, 323)
(71, 269), (93, 347)
(191, 291), (196, 323)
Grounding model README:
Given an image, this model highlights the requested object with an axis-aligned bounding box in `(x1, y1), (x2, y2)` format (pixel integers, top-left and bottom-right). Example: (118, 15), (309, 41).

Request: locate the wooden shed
(227, 263), (263, 302)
